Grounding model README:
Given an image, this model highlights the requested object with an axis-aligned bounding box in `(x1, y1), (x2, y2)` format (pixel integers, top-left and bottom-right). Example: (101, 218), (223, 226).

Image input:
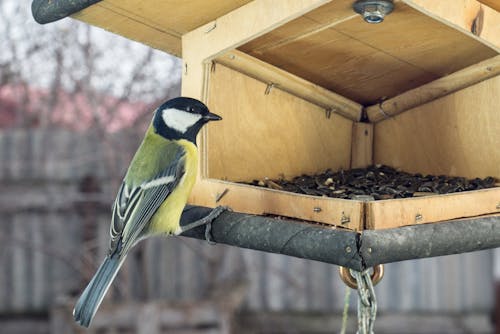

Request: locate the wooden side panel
(190, 180), (363, 230)
(367, 188), (500, 229)
(206, 64), (353, 181)
(350, 123), (373, 168)
(182, 0), (330, 104)
(216, 50), (363, 121)
(366, 55), (500, 122)
(374, 75), (500, 179)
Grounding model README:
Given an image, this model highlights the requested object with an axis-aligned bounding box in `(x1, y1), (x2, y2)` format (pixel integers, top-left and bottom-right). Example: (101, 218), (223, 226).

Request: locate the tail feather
(73, 253), (125, 327)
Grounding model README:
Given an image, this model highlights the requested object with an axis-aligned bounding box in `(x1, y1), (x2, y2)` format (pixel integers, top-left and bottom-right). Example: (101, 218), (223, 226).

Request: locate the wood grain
(239, 0), (356, 54)
(366, 55), (500, 122)
(374, 75), (500, 179)
(477, 0), (500, 12)
(182, 0), (331, 61)
(350, 123), (373, 168)
(72, 0), (253, 56)
(366, 188), (500, 229)
(240, 2), (497, 104)
(216, 50), (362, 121)
(404, 0), (500, 52)
(205, 64), (353, 181)
(190, 179), (364, 230)
(181, 0), (331, 108)
(336, 3), (497, 76)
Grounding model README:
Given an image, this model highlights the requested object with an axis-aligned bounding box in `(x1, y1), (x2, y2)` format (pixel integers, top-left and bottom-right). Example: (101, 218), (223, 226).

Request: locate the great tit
(73, 97), (222, 327)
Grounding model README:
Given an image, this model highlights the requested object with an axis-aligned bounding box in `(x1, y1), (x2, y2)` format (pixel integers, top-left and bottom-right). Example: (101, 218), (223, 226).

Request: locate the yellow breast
(148, 139), (198, 234)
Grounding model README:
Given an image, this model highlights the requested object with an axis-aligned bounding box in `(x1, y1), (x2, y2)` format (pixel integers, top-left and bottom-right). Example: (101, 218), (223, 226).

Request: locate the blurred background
(0, 1), (498, 333)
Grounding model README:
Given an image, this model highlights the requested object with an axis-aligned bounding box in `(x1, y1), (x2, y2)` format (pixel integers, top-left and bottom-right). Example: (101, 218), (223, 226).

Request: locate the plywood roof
(72, 0), (253, 57)
(72, 0), (498, 105)
(238, 1), (498, 105)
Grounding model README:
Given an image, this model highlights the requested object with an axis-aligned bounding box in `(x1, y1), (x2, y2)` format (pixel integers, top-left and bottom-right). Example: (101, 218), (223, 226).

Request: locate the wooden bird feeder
(33, 0), (500, 233)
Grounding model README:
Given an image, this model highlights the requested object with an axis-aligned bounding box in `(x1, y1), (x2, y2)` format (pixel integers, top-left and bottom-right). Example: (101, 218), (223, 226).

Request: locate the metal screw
(313, 207), (322, 213)
(353, 0), (394, 24)
(215, 188), (229, 203)
(367, 247), (372, 253)
(415, 213), (423, 222)
(345, 246), (352, 253)
(205, 21), (217, 33)
(341, 213), (350, 225)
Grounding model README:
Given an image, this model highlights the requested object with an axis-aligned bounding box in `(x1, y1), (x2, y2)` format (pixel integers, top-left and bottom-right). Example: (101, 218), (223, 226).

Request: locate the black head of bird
(153, 97), (222, 143)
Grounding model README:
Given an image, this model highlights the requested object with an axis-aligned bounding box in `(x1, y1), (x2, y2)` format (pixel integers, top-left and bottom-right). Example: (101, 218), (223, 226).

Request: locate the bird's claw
(180, 205), (231, 244)
(204, 222), (216, 245)
(202, 205), (230, 244)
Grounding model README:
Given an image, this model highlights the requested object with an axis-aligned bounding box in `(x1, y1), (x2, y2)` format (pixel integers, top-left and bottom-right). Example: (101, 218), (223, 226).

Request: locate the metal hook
(264, 83), (275, 95)
(377, 97), (391, 119)
(378, 101), (391, 119)
(205, 21), (217, 33)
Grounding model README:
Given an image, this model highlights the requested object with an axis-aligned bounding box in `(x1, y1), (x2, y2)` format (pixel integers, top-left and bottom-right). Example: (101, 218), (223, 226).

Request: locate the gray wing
(109, 149), (186, 256)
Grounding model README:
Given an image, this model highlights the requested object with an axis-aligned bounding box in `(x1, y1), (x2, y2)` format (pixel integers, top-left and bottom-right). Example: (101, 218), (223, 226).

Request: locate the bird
(73, 97), (224, 327)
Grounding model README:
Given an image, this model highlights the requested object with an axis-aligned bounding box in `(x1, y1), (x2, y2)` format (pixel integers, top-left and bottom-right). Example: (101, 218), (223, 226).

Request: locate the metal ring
(339, 265), (384, 289)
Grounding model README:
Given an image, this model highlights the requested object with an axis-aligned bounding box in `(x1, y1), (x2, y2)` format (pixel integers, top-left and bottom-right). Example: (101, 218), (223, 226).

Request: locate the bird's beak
(204, 112), (222, 121)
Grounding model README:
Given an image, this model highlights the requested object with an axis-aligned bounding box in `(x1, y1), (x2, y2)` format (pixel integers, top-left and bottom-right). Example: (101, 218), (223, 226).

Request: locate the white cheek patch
(162, 108), (202, 133)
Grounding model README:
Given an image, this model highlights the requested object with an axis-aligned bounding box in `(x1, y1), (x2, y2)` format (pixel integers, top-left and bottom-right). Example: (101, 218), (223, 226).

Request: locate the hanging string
(340, 285), (351, 334)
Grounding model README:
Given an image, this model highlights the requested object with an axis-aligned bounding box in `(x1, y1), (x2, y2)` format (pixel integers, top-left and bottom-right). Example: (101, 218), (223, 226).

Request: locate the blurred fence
(0, 128), (494, 316)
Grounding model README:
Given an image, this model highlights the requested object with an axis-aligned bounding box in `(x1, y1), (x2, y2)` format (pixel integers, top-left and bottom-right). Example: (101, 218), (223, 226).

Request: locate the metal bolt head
(363, 4), (386, 23)
(353, 0), (394, 24)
